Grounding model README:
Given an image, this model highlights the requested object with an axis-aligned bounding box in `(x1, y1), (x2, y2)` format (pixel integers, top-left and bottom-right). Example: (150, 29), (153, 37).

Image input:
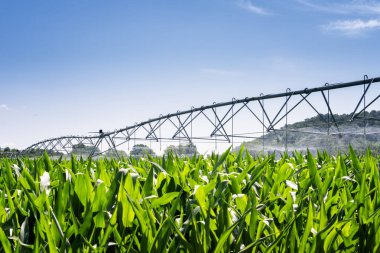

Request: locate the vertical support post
(191, 107), (194, 145)
(214, 102), (217, 152)
(285, 88), (291, 152)
(324, 83), (330, 151)
(232, 98), (235, 150)
(134, 123), (137, 147)
(159, 115), (163, 151)
(159, 125), (162, 151)
(260, 93), (265, 154)
(177, 111), (181, 149)
(325, 83), (330, 136)
(364, 75), (368, 147)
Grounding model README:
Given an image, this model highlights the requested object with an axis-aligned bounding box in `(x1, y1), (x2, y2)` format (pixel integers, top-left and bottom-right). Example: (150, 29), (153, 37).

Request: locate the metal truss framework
(22, 76), (380, 157)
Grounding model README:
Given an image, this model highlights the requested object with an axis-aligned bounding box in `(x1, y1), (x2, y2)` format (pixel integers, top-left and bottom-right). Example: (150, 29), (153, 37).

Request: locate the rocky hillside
(239, 110), (380, 155)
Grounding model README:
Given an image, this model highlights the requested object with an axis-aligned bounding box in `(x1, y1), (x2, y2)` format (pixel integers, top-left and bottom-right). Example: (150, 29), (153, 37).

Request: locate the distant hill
(238, 110), (380, 155)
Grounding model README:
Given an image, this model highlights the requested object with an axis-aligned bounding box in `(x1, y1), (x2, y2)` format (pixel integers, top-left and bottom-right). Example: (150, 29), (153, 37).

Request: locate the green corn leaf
(74, 174), (89, 207)
(41, 215), (59, 253)
(43, 151), (53, 172)
(78, 208), (93, 237)
(168, 216), (195, 253)
(214, 217), (243, 253)
(150, 192), (180, 208)
(99, 205), (118, 247)
(0, 226), (12, 253)
(230, 176), (240, 194)
(195, 185), (208, 218)
(235, 144), (245, 165)
(249, 190), (258, 241)
(149, 217), (171, 253)
(4, 185), (15, 215)
(3, 160), (16, 188)
(242, 157), (269, 194)
(142, 167), (154, 197)
(349, 145), (362, 183)
(307, 150), (323, 193)
(212, 147), (231, 177)
(299, 200), (314, 253)
(91, 182), (107, 212)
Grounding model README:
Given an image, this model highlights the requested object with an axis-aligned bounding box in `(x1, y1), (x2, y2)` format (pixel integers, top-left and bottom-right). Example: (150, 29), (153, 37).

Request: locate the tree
(104, 149), (128, 158)
(71, 143), (100, 155)
(130, 144), (155, 157)
(164, 143), (197, 157)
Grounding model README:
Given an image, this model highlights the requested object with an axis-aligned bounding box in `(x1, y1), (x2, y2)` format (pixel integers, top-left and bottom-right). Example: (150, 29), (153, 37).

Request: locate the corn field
(1, 146), (380, 252)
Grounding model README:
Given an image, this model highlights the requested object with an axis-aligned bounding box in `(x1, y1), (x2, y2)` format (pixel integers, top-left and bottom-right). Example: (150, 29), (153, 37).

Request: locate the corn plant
(0, 146), (380, 252)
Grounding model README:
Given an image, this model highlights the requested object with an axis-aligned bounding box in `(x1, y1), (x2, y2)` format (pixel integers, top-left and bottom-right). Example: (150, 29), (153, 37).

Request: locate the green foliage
(1, 148), (380, 252)
(164, 143), (197, 157)
(130, 144), (156, 158)
(71, 143), (100, 156)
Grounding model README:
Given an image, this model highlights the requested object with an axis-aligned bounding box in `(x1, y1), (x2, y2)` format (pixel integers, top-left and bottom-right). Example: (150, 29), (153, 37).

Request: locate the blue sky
(1, 0), (380, 150)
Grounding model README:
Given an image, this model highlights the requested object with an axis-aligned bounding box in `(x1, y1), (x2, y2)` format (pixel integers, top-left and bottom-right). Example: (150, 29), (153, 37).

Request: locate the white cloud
(296, 0), (380, 15)
(237, 0), (270, 15)
(295, 0), (348, 14)
(346, 0), (380, 14)
(324, 18), (380, 35)
(0, 104), (9, 111)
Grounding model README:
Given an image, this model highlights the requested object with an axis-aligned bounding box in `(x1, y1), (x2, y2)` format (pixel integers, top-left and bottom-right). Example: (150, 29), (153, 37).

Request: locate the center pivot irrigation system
(22, 75), (380, 158)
